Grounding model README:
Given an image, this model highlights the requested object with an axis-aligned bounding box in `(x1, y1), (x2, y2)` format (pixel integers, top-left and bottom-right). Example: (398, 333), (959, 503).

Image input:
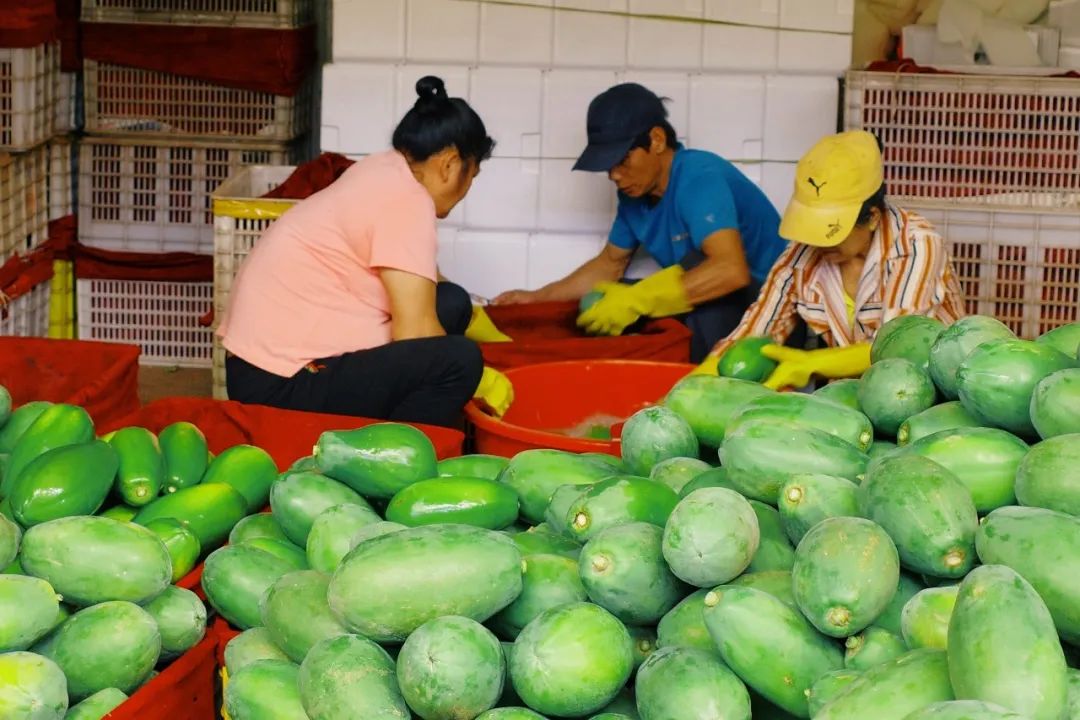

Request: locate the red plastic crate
(481, 301), (692, 371)
(0, 337), (140, 427)
(102, 397), (465, 470)
(105, 632), (217, 720)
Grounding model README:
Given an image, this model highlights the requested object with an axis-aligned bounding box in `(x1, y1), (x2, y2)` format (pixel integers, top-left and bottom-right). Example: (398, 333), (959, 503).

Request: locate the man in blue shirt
(493, 83), (789, 361)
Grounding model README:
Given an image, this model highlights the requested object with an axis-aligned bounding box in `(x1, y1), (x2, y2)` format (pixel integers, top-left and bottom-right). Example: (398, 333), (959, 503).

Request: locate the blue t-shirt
(609, 149), (788, 283)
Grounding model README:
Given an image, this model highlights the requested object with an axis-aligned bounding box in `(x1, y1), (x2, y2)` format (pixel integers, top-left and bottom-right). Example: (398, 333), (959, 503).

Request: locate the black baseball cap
(572, 83), (668, 173)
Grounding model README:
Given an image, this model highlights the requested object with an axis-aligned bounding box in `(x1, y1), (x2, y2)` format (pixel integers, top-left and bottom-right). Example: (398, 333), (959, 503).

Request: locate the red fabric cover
(101, 397), (465, 470)
(481, 302), (692, 370)
(0, 338), (141, 428)
(81, 22), (316, 96)
(262, 152), (356, 199)
(72, 243), (212, 282)
(107, 633), (217, 720)
(46, 215), (77, 258)
(56, 0), (79, 71)
(0, 248), (54, 303)
(0, 0), (57, 48)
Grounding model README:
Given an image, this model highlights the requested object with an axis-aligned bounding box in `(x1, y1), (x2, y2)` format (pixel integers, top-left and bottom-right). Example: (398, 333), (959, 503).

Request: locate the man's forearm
(682, 257), (752, 306)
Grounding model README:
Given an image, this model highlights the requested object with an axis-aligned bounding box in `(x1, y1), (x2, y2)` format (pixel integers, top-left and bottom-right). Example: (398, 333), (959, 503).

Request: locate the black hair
(856, 184), (888, 226)
(631, 120), (679, 152)
(392, 76), (495, 165)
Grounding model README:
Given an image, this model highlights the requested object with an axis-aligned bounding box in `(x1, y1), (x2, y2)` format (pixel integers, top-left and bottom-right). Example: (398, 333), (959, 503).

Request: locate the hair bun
(415, 76), (448, 104)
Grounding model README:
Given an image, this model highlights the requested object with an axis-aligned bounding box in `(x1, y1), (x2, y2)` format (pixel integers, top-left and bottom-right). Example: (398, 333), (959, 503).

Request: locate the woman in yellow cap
(696, 130), (966, 388)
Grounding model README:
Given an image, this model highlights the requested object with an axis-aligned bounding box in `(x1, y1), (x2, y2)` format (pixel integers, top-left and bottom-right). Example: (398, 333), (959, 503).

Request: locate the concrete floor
(138, 366), (213, 404)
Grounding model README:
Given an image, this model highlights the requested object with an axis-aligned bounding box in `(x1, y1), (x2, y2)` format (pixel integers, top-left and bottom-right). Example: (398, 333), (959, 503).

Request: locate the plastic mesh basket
(845, 70), (1080, 210)
(0, 44), (58, 152)
(210, 164), (298, 398)
(84, 60), (313, 142)
(81, 0), (314, 28)
(48, 136), (75, 221)
(0, 279), (50, 337)
(911, 204), (1080, 339)
(78, 138), (299, 255)
(0, 144), (50, 263)
(76, 278), (214, 367)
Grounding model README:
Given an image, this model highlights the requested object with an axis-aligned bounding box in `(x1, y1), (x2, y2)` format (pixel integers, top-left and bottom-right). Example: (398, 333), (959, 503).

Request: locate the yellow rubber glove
(465, 305), (512, 343)
(688, 354), (720, 376)
(761, 343), (872, 391)
(474, 366), (514, 417)
(577, 265), (693, 337)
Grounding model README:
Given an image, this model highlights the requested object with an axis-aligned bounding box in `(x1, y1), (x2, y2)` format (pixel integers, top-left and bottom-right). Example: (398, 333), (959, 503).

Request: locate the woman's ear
(435, 147), (461, 183)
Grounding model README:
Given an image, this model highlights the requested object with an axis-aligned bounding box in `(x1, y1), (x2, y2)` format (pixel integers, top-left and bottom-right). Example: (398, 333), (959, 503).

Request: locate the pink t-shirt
(218, 151), (438, 377)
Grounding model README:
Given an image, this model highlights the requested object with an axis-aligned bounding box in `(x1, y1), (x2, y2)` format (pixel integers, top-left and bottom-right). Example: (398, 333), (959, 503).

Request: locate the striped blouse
(709, 203), (966, 358)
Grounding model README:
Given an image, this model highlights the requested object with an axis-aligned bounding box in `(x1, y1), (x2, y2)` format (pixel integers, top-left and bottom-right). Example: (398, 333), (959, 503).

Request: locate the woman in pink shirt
(218, 77), (511, 428)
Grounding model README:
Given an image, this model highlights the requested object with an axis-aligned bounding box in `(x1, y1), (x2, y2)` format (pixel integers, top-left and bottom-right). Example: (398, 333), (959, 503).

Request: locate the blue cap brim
(572, 138), (636, 172)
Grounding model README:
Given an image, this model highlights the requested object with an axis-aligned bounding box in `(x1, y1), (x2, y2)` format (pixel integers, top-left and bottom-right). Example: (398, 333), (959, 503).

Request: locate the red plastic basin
(466, 360), (694, 457)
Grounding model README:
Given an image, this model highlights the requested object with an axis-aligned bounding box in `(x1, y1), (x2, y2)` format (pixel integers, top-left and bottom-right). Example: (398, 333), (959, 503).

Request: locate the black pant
(226, 282), (482, 428)
(674, 250), (807, 362)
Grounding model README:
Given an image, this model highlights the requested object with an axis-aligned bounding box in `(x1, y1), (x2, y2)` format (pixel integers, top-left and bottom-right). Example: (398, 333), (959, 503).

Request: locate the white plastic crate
(76, 278), (214, 367)
(0, 278), (50, 337)
(0, 44), (59, 152)
(910, 204), (1080, 339)
(845, 70), (1080, 210)
(48, 136), (75, 221)
(84, 60), (313, 142)
(210, 164), (298, 397)
(78, 138), (299, 255)
(0, 145), (50, 263)
(81, 0), (314, 28)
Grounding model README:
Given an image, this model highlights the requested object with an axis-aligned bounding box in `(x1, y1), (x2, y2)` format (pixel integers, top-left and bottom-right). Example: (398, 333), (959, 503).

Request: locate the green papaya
(545, 483), (592, 537)
(64, 688), (129, 720)
(901, 585), (958, 650)
(133, 482), (248, 551)
(947, 565), (1067, 720)
(635, 646), (752, 720)
(718, 336), (778, 382)
(858, 358), (938, 437)
(904, 701), (1030, 719)
(747, 500), (795, 573)
(0, 574), (60, 651)
(201, 543), (301, 629)
(396, 616), (504, 720)
(663, 375), (773, 448)
(728, 570), (798, 609)
(507, 523), (581, 560)
(0, 401), (52, 454)
(0, 651), (68, 719)
(720, 419), (868, 504)
(677, 467), (736, 498)
(1014, 433), (1080, 516)
(224, 659), (307, 720)
(38, 600), (160, 701)
(807, 669), (862, 716)
(488, 553), (587, 640)
(726, 392), (873, 451)
(620, 405), (699, 477)
(509, 602), (633, 718)
(260, 570), (349, 662)
(928, 315), (1015, 400)
(1031, 369), (1080, 440)
(3, 404), (93, 497)
(298, 634), (411, 720)
(792, 516), (900, 637)
(159, 421), (208, 493)
(815, 649), (954, 720)
(871, 315), (946, 370)
(108, 427), (165, 506)
(656, 589), (717, 658)
(385, 476), (519, 529)
(566, 476), (678, 542)
(21, 516), (171, 607)
(438, 454), (509, 481)
(844, 626), (907, 670)
(143, 518), (200, 583)
(223, 627), (289, 675)
(649, 457), (711, 494)
(8, 441), (118, 526)
(975, 506), (1080, 645)
(142, 585), (206, 659)
(661, 487), (758, 587)
(314, 423), (437, 499)
(305, 503), (383, 575)
(202, 444), (278, 513)
(327, 524), (522, 643)
(269, 470), (376, 547)
(1036, 322), (1080, 357)
(702, 585), (843, 716)
(874, 572), (927, 636)
(814, 379), (862, 412)
(777, 473), (859, 545)
(496, 449), (612, 525)
(897, 401), (982, 446)
(229, 513), (290, 546)
(579, 522), (688, 625)
(858, 455), (977, 578)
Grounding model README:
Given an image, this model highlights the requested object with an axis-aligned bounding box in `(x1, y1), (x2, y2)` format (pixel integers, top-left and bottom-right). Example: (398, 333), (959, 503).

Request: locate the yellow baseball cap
(779, 130), (884, 248)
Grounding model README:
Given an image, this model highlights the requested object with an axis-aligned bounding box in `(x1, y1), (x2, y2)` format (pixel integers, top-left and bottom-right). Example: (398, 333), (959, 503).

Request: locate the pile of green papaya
(209, 316), (1079, 720)
(0, 390), (221, 719)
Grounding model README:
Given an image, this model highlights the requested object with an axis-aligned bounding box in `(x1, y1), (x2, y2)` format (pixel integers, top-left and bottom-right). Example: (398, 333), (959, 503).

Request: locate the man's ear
(649, 126), (668, 154)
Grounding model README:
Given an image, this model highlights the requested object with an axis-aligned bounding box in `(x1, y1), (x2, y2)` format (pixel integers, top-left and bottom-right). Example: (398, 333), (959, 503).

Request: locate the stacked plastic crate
(844, 70), (1080, 338)
(0, 29), (75, 338)
(74, 0), (315, 368)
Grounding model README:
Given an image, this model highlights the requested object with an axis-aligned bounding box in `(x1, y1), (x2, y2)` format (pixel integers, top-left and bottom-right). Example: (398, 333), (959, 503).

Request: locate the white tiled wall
(326, 0), (850, 295)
